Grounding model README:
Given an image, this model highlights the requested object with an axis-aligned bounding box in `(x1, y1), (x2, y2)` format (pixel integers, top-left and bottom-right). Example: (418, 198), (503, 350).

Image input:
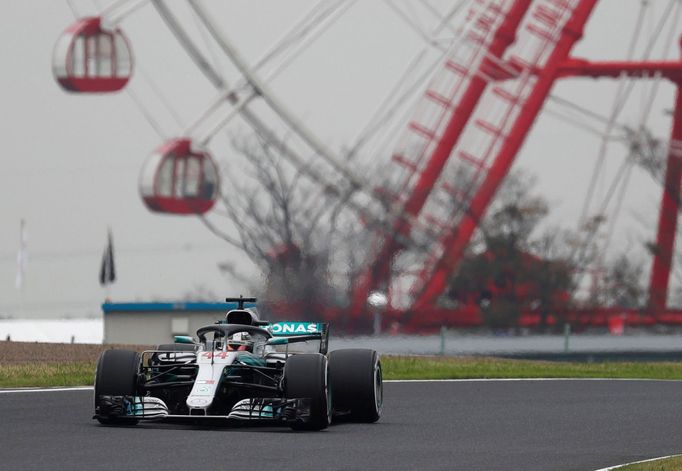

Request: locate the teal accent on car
(260, 405), (274, 418)
(174, 335), (195, 344)
(126, 397), (145, 416)
(236, 353), (267, 367)
(268, 322), (322, 336)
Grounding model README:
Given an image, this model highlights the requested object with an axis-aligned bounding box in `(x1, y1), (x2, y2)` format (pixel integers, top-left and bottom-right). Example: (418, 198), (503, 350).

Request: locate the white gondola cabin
(139, 139), (220, 215)
(52, 17), (133, 93)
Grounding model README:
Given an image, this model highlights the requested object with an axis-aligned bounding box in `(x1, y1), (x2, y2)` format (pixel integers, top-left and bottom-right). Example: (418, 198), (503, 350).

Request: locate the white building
(102, 301), (255, 345)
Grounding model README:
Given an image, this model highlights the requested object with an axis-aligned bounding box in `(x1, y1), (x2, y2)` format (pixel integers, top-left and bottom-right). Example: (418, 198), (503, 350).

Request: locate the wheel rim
(374, 359), (383, 414)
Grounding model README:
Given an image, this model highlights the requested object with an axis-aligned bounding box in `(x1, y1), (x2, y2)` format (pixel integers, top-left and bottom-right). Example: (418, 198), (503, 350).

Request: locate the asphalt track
(1, 380), (681, 471)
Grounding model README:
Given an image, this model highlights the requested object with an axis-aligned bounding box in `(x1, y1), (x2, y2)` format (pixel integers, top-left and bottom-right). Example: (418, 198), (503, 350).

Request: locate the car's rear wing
(267, 322), (330, 354)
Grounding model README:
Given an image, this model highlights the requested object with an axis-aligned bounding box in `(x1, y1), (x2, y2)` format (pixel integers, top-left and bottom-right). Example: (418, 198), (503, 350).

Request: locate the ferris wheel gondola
(139, 138), (219, 215)
(52, 17), (132, 93)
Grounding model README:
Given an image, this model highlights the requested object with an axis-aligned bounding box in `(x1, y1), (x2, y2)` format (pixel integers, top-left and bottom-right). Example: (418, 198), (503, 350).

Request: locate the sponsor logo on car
(269, 322), (320, 335)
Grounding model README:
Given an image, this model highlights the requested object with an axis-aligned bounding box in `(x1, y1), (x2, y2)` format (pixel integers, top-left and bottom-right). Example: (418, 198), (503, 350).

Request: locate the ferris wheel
(52, 0), (682, 331)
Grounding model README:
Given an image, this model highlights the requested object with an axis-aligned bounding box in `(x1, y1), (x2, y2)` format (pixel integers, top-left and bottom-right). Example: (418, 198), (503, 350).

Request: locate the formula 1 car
(93, 298), (382, 430)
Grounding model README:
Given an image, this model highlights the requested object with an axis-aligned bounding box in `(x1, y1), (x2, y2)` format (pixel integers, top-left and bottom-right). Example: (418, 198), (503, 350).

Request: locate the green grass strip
(614, 456), (682, 470)
(2, 356), (682, 388)
(0, 362), (96, 388)
(381, 356), (682, 381)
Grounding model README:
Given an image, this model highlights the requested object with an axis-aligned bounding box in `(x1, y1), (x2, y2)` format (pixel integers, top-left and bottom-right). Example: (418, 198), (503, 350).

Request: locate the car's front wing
(95, 395), (314, 425)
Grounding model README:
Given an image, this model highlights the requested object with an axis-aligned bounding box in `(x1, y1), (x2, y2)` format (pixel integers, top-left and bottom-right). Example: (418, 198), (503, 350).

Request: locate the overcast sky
(1, 0), (681, 318)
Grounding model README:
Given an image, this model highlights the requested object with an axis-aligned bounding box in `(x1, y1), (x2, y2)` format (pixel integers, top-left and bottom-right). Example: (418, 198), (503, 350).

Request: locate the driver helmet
(227, 332), (253, 352)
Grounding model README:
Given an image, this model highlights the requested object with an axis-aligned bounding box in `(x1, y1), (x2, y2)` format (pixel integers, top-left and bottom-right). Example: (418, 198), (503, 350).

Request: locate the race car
(93, 297), (382, 430)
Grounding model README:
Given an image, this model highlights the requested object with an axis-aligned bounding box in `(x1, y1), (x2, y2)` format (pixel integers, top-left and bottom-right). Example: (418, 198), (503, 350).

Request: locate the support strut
(649, 58), (682, 314)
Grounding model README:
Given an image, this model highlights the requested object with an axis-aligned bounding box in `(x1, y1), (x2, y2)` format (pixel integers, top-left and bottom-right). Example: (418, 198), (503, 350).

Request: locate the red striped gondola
(52, 17), (133, 93)
(139, 139), (219, 215)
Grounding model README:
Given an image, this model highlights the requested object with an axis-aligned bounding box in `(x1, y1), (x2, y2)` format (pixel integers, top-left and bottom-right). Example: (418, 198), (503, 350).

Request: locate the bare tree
(446, 171), (576, 330)
(591, 254), (647, 309)
(201, 134), (370, 319)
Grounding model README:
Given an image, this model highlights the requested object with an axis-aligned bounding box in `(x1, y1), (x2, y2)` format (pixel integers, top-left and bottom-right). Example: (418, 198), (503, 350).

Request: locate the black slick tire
(329, 348), (382, 423)
(94, 349), (140, 425)
(284, 353), (331, 431)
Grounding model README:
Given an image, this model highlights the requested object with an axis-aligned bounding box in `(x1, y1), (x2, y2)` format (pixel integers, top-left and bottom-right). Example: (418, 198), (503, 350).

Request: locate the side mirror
(174, 335), (195, 344)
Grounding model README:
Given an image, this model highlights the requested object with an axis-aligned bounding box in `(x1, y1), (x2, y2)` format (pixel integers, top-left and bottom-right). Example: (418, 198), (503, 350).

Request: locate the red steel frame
(350, 0), (682, 330)
(411, 49), (682, 316)
(552, 50), (682, 316)
(650, 82), (682, 314)
(350, 0), (534, 319)
(412, 0), (597, 311)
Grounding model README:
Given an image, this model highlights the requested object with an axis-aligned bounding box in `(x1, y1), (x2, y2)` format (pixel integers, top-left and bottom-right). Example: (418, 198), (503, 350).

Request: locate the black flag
(99, 229), (116, 286)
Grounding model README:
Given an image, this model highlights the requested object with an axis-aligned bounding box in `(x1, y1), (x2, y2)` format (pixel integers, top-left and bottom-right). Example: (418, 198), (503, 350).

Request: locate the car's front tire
(94, 349), (140, 425)
(284, 353), (331, 431)
(329, 349), (382, 423)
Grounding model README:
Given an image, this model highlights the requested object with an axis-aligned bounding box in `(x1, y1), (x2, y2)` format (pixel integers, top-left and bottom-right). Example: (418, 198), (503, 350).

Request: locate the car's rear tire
(329, 349), (382, 423)
(94, 349), (140, 425)
(284, 353), (331, 431)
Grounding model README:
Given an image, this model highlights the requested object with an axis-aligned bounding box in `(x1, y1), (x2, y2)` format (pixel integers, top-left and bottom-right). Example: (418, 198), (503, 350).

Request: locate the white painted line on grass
(594, 454), (681, 471)
(0, 386), (93, 394)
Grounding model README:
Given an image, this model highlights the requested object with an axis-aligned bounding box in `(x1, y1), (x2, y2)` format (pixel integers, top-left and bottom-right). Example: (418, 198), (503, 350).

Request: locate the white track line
(0, 386), (93, 394)
(594, 454), (681, 471)
(384, 378), (682, 383)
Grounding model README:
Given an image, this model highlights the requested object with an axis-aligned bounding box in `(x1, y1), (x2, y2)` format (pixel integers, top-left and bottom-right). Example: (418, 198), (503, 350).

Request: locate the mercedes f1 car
(93, 297), (382, 430)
